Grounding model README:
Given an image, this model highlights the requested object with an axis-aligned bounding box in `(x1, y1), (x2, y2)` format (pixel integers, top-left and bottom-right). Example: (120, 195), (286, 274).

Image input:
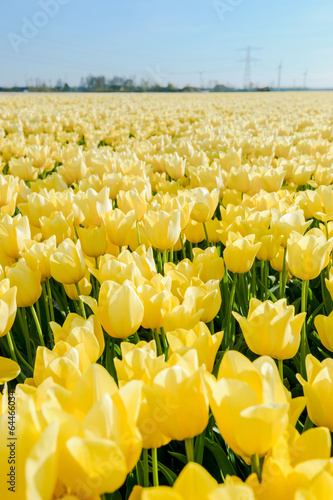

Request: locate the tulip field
(2, 91), (333, 499)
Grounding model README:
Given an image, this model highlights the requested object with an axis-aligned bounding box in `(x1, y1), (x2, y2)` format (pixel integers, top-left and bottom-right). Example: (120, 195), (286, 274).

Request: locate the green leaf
(168, 451), (187, 465)
(204, 437), (236, 479)
(157, 461), (177, 486)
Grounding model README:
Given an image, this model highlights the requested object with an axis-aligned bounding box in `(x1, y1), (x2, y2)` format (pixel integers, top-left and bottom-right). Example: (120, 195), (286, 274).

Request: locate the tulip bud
(50, 239), (86, 284)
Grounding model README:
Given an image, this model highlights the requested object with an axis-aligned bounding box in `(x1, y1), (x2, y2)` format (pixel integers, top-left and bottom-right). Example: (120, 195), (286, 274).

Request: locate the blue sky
(0, 0), (332, 88)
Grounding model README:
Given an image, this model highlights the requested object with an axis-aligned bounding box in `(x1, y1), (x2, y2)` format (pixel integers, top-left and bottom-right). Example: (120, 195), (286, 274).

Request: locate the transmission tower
(303, 70), (308, 89)
(277, 60), (282, 90)
(237, 46), (261, 90)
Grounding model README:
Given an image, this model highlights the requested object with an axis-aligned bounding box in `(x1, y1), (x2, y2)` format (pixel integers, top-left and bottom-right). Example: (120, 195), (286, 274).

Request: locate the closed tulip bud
(9, 157), (39, 181)
(104, 208), (136, 247)
(190, 187), (219, 223)
(255, 230), (283, 261)
(314, 310), (333, 352)
(192, 246), (225, 282)
(184, 219), (206, 244)
(50, 238), (86, 284)
(118, 188), (147, 221)
(183, 279), (221, 323)
(270, 245), (290, 272)
(287, 231), (333, 280)
(40, 211), (74, 245)
(143, 210), (182, 250)
(0, 214), (31, 259)
(0, 279), (17, 337)
(203, 218), (224, 244)
(223, 235), (261, 273)
(81, 280), (144, 338)
(145, 365), (210, 440)
(20, 236), (56, 281)
(233, 298), (306, 359)
(0, 355), (20, 383)
(77, 225), (107, 258)
(6, 258), (41, 307)
(297, 355), (333, 431)
(208, 351), (289, 459)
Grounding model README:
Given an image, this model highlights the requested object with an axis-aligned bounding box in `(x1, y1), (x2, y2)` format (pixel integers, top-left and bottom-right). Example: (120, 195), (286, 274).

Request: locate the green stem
(136, 222), (141, 247)
(95, 257), (99, 269)
(324, 220), (329, 240)
(300, 279), (309, 379)
(105, 336), (118, 384)
(151, 448), (159, 487)
(169, 247), (174, 263)
(208, 319), (214, 335)
(180, 233), (186, 259)
(251, 261), (256, 298)
(46, 279), (55, 322)
(278, 359), (283, 382)
(30, 305), (45, 347)
(17, 308), (33, 365)
(162, 249), (168, 270)
(251, 454), (262, 482)
(134, 331), (140, 343)
(203, 222), (210, 246)
(153, 330), (163, 356)
(42, 282), (54, 348)
(224, 273), (238, 349)
(160, 327), (169, 357)
(185, 437), (194, 463)
(264, 260), (268, 301)
(75, 282), (86, 319)
(157, 251), (163, 275)
(280, 247), (287, 298)
(6, 331), (18, 363)
(143, 448), (149, 487)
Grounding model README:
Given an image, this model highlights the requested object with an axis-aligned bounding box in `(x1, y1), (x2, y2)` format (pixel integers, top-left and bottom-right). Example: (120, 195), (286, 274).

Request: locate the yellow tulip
(63, 271), (92, 300)
(190, 187), (219, 223)
(50, 238), (86, 285)
(167, 323), (223, 372)
(74, 186), (112, 226)
(233, 298), (306, 359)
(0, 355), (20, 383)
(183, 279), (221, 323)
(192, 246), (225, 282)
(208, 351), (289, 460)
(223, 235), (261, 273)
(0, 214), (31, 259)
(270, 209), (312, 247)
(6, 259), (41, 307)
(145, 364), (210, 440)
(40, 211), (74, 245)
(143, 210), (182, 250)
(20, 236), (56, 281)
(0, 279), (17, 337)
(104, 208), (136, 247)
(81, 280), (144, 338)
(77, 225), (107, 258)
(287, 231), (332, 280)
(118, 188), (147, 221)
(9, 157), (39, 181)
(137, 282), (178, 330)
(297, 354), (333, 431)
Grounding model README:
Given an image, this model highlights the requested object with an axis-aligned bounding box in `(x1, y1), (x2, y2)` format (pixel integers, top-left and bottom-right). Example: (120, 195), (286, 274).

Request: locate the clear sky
(0, 0), (332, 88)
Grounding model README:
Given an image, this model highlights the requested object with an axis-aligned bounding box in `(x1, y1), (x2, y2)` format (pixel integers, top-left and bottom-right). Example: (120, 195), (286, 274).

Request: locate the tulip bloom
(223, 235), (261, 273)
(297, 355), (333, 431)
(81, 280), (144, 338)
(77, 225), (107, 258)
(104, 208), (136, 247)
(207, 351), (289, 460)
(145, 364), (210, 440)
(0, 279), (17, 337)
(233, 298), (306, 359)
(0, 355), (20, 383)
(118, 188), (147, 221)
(6, 259), (41, 307)
(314, 310), (333, 351)
(287, 231), (333, 281)
(50, 239), (86, 285)
(0, 214), (31, 259)
(190, 187), (219, 223)
(192, 246), (225, 282)
(143, 210), (182, 250)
